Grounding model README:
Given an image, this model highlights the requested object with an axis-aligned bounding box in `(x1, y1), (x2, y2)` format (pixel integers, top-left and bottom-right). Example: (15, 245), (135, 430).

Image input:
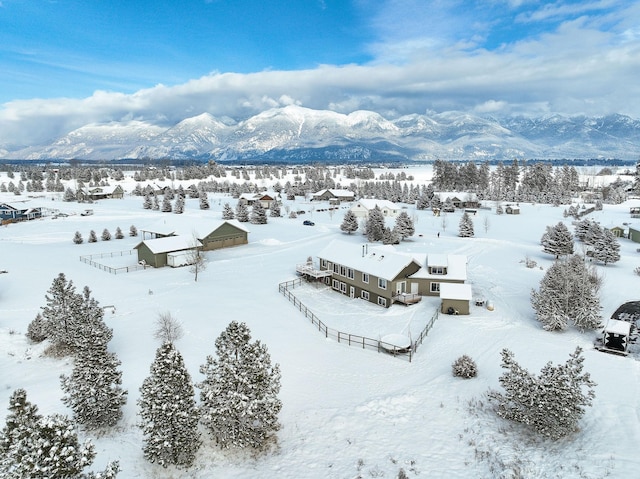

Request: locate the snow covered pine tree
(199, 321), (282, 450)
(138, 342), (200, 468)
(340, 210), (359, 235)
(490, 347), (596, 440)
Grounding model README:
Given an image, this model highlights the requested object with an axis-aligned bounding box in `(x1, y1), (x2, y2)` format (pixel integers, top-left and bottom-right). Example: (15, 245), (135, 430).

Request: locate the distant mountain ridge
(3, 105), (640, 162)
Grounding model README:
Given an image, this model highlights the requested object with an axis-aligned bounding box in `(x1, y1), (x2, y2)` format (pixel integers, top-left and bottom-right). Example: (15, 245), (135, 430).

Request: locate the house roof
(134, 236), (201, 254)
(434, 191), (478, 202)
(604, 319), (631, 335)
(199, 219), (250, 237)
(409, 254), (468, 281)
(313, 189), (355, 198)
(317, 240), (420, 281)
(352, 199), (399, 211)
(439, 283), (473, 301)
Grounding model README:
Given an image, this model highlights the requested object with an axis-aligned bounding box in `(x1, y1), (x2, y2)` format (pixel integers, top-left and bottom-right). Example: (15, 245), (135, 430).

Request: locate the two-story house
(317, 240), (422, 308)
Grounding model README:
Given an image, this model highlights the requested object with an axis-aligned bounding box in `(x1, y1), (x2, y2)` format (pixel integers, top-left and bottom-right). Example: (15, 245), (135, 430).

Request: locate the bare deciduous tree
(153, 311), (183, 343)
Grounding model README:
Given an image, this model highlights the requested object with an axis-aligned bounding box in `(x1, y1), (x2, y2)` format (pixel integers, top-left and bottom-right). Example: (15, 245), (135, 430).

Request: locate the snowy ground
(1, 166), (640, 478)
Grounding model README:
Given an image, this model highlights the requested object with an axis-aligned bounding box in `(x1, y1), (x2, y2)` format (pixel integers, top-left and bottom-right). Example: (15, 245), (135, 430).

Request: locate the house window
(340, 265), (347, 277)
(320, 259), (327, 268)
(333, 263), (339, 274)
(430, 267), (445, 275)
(430, 282), (440, 293)
(378, 297), (387, 307)
(340, 282), (347, 293)
(378, 278), (387, 290)
(347, 268), (354, 280)
(362, 273), (369, 283)
(332, 279), (340, 290)
(361, 291), (370, 300)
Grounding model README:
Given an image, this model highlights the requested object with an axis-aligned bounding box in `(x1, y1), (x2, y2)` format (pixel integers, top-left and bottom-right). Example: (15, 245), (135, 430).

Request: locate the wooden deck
(392, 292), (422, 305)
(296, 263), (332, 279)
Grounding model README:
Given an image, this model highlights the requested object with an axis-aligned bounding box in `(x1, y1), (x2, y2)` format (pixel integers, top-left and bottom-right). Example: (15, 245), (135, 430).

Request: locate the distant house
(408, 254), (468, 296)
(0, 203), (43, 224)
(198, 220), (250, 251)
(316, 240), (423, 308)
(311, 189), (355, 203)
(505, 205), (520, 215)
(349, 199), (401, 218)
(631, 207), (640, 218)
(134, 236), (202, 268)
(76, 185), (124, 201)
(439, 283), (472, 315)
(239, 193), (275, 209)
(433, 192), (479, 209)
(629, 226), (640, 243)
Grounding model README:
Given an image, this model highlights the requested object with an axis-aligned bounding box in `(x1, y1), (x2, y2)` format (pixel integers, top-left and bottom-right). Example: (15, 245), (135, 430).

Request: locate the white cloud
(1, 1), (639, 148)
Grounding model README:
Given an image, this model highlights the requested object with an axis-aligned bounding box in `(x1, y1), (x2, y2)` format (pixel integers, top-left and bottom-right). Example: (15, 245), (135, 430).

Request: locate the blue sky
(1, 0), (640, 147)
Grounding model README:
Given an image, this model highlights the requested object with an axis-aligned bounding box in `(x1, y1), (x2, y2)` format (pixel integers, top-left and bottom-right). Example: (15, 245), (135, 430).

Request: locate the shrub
(452, 355), (477, 379)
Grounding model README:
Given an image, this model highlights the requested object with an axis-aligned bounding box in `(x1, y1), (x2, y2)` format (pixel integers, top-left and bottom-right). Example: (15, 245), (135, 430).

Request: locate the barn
(198, 220), (250, 251)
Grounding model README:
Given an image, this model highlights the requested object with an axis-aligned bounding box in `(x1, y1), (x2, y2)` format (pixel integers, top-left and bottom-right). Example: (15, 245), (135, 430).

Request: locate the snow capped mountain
(3, 107), (640, 162)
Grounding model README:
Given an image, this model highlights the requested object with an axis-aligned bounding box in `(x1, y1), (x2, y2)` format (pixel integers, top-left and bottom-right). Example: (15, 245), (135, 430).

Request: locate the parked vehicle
(303, 220), (315, 226)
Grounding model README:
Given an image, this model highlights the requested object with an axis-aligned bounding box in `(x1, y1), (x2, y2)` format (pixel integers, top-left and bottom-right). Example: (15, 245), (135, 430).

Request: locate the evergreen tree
(129, 225), (138, 237)
(382, 226), (400, 245)
(88, 230), (97, 243)
(236, 202), (250, 222)
(114, 227), (124, 240)
(26, 313), (47, 343)
(458, 212), (474, 237)
(541, 222), (574, 258)
(269, 200), (282, 217)
(584, 220), (603, 247)
(592, 228), (621, 265)
(152, 195), (160, 211)
(61, 345), (127, 429)
(161, 195), (172, 213)
(531, 255), (602, 332)
(489, 347), (596, 440)
(340, 210), (359, 235)
(63, 187), (76, 202)
(101, 228), (111, 241)
(199, 321), (282, 450)
(365, 206), (385, 242)
(42, 273), (78, 352)
(174, 195), (185, 214)
(250, 202), (268, 224)
(73, 231), (84, 244)
(138, 342), (200, 468)
(142, 194), (153, 210)
(222, 202), (235, 220)
(0, 389), (119, 478)
(199, 191), (210, 210)
(393, 211), (415, 240)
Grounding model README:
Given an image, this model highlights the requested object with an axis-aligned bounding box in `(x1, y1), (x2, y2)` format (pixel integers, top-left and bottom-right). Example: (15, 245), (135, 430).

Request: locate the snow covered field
(1, 166), (640, 478)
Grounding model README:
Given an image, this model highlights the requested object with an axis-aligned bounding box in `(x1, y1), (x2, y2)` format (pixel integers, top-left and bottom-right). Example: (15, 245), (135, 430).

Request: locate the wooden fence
(278, 278), (440, 362)
(79, 250), (146, 274)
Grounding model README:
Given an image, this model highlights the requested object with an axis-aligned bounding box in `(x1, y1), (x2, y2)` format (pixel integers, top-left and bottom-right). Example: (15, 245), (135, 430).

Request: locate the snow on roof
(410, 254), (467, 281)
(200, 219), (251, 236)
(604, 319), (631, 335)
(439, 283), (473, 301)
(135, 236), (202, 254)
(313, 189), (355, 198)
(353, 198), (400, 211)
(434, 191), (478, 201)
(317, 240), (419, 281)
(139, 219), (178, 237)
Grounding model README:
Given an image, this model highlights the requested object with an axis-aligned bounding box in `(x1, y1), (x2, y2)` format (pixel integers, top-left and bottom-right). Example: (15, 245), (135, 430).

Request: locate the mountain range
(2, 105), (640, 162)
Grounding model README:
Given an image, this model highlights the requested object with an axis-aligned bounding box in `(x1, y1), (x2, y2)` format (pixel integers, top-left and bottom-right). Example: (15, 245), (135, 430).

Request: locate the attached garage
(440, 283), (472, 315)
(198, 220), (249, 251)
